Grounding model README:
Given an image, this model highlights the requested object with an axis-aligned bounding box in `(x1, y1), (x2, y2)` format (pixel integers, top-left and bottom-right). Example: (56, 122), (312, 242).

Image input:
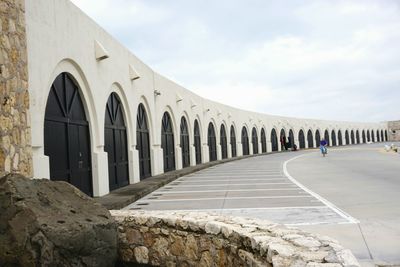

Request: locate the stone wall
(0, 0), (32, 176)
(112, 210), (359, 267)
(388, 120), (400, 142)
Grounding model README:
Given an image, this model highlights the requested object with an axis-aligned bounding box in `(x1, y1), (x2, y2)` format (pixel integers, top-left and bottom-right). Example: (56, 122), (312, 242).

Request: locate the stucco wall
(0, 0), (32, 177)
(24, 0), (388, 196)
(388, 120), (400, 141)
(112, 210), (360, 267)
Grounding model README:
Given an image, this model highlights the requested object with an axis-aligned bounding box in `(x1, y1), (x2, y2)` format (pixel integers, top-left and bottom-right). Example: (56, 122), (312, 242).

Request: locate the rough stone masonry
(0, 0), (32, 177)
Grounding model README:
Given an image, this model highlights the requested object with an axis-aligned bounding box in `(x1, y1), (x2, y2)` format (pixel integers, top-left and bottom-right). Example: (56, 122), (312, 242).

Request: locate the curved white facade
(26, 0), (387, 196)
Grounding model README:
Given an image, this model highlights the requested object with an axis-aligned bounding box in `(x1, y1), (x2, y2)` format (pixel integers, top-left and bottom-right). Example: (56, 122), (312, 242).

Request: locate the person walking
(320, 138), (328, 157)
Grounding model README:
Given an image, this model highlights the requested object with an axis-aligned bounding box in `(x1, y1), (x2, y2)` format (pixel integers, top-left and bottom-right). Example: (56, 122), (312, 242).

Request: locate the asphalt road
(125, 142), (400, 266)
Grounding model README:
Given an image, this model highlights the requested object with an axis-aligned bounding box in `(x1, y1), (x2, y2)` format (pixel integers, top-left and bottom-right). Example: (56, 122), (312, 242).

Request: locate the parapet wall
(112, 210), (359, 267)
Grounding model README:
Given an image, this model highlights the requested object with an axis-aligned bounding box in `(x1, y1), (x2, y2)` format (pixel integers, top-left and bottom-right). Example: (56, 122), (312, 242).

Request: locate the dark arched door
(105, 92), (129, 191)
(351, 130), (355, 144)
(362, 130), (366, 143)
(252, 127), (258, 154)
(180, 117), (190, 168)
(280, 129), (286, 150)
(194, 120), (202, 164)
(356, 130), (360, 144)
(338, 130), (343, 145)
(331, 130), (337, 146)
(136, 103), (151, 180)
(315, 130), (321, 146)
(288, 129), (294, 149)
(381, 130), (384, 142)
(242, 127), (249, 155)
(220, 124), (228, 159)
(377, 130), (380, 142)
(324, 130), (329, 146)
(44, 72), (93, 196)
(261, 128), (267, 153)
(385, 130), (388, 141)
(371, 130), (375, 142)
(271, 129), (278, 151)
(230, 126), (237, 157)
(161, 112), (175, 172)
(345, 130), (350, 145)
(299, 130), (305, 149)
(307, 130), (313, 148)
(208, 123), (217, 161)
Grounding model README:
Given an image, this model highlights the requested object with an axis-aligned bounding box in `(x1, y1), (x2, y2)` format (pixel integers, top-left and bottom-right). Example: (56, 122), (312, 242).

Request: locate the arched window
(338, 130), (343, 145)
(161, 112), (175, 172)
(324, 130), (329, 146)
(44, 72), (93, 196)
(252, 127), (258, 154)
(230, 125), (237, 157)
(298, 130), (305, 149)
(356, 130), (360, 144)
(280, 129), (287, 150)
(271, 129), (278, 151)
(261, 128), (267, 153)
(307, 129), (314, 148)
(331, 130), (337, 146)
(220, 124), (228, 159)
(194, 120), (202, 164)
(105, 92), (129, 191)
(350, 130), (355, 144)
(208, 123), (217, 161)
(136, 103), (151, 180)
(180, 117), (190, 168)
(242, 127), (249, 155)
(288, 129), (294, 149)
(315, 130), (321, 146)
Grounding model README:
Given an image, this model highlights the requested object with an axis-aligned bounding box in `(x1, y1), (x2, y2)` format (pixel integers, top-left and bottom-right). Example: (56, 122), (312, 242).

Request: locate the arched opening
(161, 112), (175, 172)
(194, 120), (202, 164)
(44, 72), (93, 196)
(288, 129), (294, 149)
(252, 127), (258, 154)
(242, 127), (249, 155)
(381, 130), (384, 142)
(271, 129), (278, 151)
(180, 117), (190, 168)
(371, 130), (375, 142)
(331, 130), (337, 146)
(362, 130), (366, 143)
(315, 130), (321, 146)
(376, 130), (380, 142)
(385, 130), (388, 141)
(367, 130), (371, 142)
(261, 128), (267, 153)
(324, 130), (329, 146)
(105, 92), (129, 191)
(307, 130), (313, 148)
(345, 130), (350, 145)
(338, 130), (343, 146)
(350, 130), (355, 144)
(136, 103), (151, 180)
(280, 129), (287, 150)
(299, 130), (305, 149)
(356, 130), (360, 144)
(220, 124), (228, 159)
(230, 125), (237, 157)
(208, 123), (217, 161)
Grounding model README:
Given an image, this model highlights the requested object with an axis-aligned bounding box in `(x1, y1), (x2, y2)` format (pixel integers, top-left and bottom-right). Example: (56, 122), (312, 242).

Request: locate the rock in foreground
(0, 173), (117, 267)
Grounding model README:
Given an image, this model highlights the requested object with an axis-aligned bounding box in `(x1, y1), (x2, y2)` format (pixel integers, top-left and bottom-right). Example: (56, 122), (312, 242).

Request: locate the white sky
(70, 0), (400, 122)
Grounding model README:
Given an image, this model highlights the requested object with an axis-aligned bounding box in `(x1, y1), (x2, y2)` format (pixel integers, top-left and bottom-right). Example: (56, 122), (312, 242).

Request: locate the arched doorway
(230, 125), (237, 157)
(136, 103), (151, 180)
(385, 130), (388, 141)
(331, 130), (337, 146)
(288, 129), (294, 149)
(161, 112), (175, 172)
(180, 117), (190, 168)
(371, 130), (375, 142)
(220, 124), (228, 159)
(242, 127), (249, 155)
(307, 130), (313, 148)
(356, 130), (360, 144)
(194, 120), (202, 164)
(324, 130), (329, 146)
(367, 130), (371, 142)
(315, 130), (321, 146)
(345, 130), (350, 145)
(280, 129), (287, 150)
(271, 129), (278, 151)
(362, 130), (366, 143)
(261, 128), (267, 153)
(338, 130), (343, 145)
(299, 130), (305, 149)
(105, 92), (129, 191)
(44, 72), (93, 196)
(381, 130), (384, 142)
(252, 127), (258, 154)
(208, 123), (217, 161)
(351, 130), (355, 144)
(376, 131), (380, 142)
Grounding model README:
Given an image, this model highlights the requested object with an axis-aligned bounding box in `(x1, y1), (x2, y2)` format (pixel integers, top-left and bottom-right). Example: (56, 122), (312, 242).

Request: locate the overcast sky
(71, 0), (400, 123)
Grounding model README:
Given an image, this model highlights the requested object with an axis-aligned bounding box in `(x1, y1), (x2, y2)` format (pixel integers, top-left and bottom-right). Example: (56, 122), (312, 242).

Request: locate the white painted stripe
(175, 178), (287, 182)
(164, 182), (293, 187)
(283, 153), (359, 224)
(137, 195), (314, 203)
(132, 206), (327, 211)
(155, 188), (301, 194)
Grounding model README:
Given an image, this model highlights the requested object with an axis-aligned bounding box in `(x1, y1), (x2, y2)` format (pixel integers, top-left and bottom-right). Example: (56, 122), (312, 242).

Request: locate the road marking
(283, 153), (359, 224)
(137, 195), (314, 203)
(175, 178), (287, 182)
(156, 188), (301, 194)
(163, 182), (293, 187)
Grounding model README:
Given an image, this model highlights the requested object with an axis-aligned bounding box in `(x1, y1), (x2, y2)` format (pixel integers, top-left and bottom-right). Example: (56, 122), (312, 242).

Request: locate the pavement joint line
(135, 195), (314, 202)
(154, 188), (302, 194)
(283, 152), (360, 224)
(163, 182), (293, 187)
(130, 206), (329, 211)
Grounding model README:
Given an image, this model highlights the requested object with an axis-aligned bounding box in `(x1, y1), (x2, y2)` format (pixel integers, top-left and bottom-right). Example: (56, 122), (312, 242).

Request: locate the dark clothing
(320, 140), (327, 146)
